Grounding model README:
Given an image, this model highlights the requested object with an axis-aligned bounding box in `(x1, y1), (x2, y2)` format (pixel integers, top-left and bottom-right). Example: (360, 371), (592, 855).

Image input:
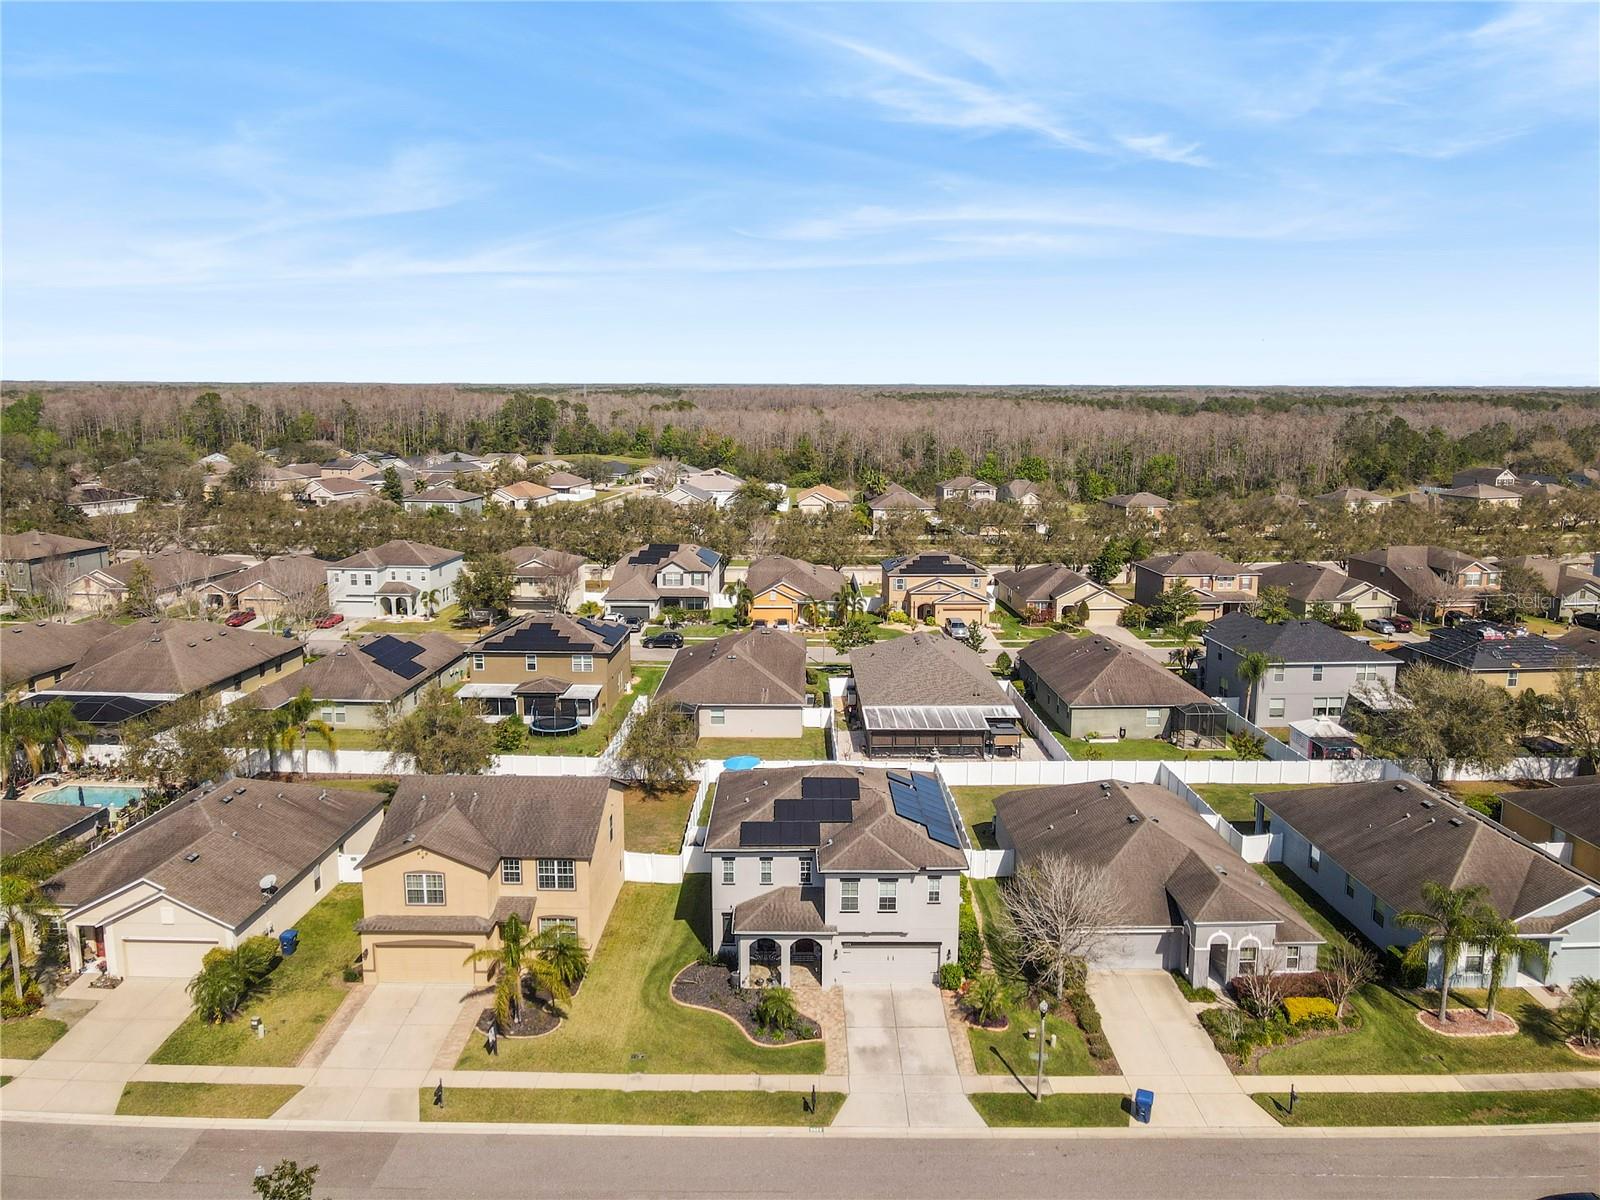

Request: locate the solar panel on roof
(738, 820), (821, 847)
(361, 635), (427, 680)
(774, 797), (853, 823)
(800, 776), (860, 801)
(888, 772), (962, 849)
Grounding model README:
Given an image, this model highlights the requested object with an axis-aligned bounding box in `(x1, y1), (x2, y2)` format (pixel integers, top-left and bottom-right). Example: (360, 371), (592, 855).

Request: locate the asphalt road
(3, 1121), (1596, 1200)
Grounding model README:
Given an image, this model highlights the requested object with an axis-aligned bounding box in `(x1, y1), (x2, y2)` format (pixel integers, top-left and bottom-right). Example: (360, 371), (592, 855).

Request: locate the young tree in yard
(1474, 913), (1548, 1023)
(963, 621), (986, 654)
(1486, 563), (1551, 623)
(1548, 669), (1600, 767)
(1319, 942), (1378, 1018)
(535, 925), (589, 991)
(122, 560), (162, 617)
(619, 701), (698, 793)
(535, 563), (584, 612)
(829, 614), (877, 652)
(1148, 580), (1199, 628)
(380, 467), (404, 503)
(728, 581), (754, 626)
(267, 687), (338, 775)
(1253, 585), (1294, 624)
(1397, 881), (1494, 1026)
(253, 1160), (322, 1200)
(1308, 601), (1337, 626)
(1001, 854), (1120, 999)
(456, 553), (514, 618)
(377, 687), (494, 774)
(1232, 948), (1294, 1019)
(1, 874), (51, 1000)
(1345, 665), (1515, 784)
(120, 695), (244, 791)
(492, 716), (527, 754)
(1557, 977), (1600, 1050)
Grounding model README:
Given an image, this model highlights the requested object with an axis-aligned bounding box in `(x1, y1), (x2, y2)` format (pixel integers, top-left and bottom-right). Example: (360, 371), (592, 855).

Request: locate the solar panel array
(774, 797), (853, 824)
(632, 544), (676, 565)
(361, 635), (427, 680)
(483, 617), (626, 653)
(887, 771), (962, 848)
(739, 820), (821, 847)
(801, 776), (860, 801)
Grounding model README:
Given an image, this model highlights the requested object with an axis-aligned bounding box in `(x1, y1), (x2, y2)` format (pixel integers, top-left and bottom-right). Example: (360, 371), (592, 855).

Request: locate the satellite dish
(259, 874), (278, 892)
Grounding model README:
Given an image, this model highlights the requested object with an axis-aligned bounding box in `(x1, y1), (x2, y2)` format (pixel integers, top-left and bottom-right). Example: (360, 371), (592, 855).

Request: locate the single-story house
(1315, 487), (1392, 512)
(249, 633), (468, 730)
(70, 549), (246, 613)
(657, 628), (808, 738)
(1, 798), (107, 860)
(489, 480), (557, 510)
(2, 620), (118, 695)
(865, 485), (934, 531)
(793, 484), (851, 514)
(303, 476), (380, 507)
(1492, 556), (1600, 624)
(993, 563), (1128, 627)
(1499, 781), (1600, 879)
(1102, 492), (1171, 522)
(849, 632), (1024, 758)
(402, 486), (485, 516)
(70, 487), (142, 517)
(744, 555), (851, 627)
(195, 554), (332, 622)
(541, 471), (597, 502)
(1016, 633), (1219, 741)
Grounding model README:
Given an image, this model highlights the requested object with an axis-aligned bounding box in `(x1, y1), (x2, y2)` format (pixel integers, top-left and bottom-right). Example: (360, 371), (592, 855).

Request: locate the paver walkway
(833, 985), (983, 1129)
(1089, 969), (1276, 1128)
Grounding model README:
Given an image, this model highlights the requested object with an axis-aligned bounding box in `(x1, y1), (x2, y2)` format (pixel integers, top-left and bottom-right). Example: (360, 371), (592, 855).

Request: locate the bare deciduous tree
(1000, 854), (1121, 999)
(535, 563), (583, 612)
(1231, 947), (1293, 1018)
(1318, 942), (1378, 1018)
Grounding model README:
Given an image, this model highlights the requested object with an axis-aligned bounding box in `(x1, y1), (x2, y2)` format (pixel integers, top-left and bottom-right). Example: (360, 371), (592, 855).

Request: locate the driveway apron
(835, 985), (983, 1129)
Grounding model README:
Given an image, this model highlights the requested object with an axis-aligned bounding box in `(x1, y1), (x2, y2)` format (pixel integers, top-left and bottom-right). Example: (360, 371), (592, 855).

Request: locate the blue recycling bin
(279, 929), (299, 957)
(1133, 1088), (1154, 1124)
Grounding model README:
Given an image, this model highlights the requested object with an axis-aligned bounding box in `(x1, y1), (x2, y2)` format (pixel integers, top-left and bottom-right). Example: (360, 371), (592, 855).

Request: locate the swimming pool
(30, 784), (145, 810)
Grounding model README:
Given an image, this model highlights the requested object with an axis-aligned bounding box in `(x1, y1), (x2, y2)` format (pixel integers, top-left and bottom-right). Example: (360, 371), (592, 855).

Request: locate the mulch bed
(475, 1004), (559, 1039)
(1417, 1008), (1519, 1038)
(670, 962), (820, 1046)
(1566, 1038), (1600, 1059)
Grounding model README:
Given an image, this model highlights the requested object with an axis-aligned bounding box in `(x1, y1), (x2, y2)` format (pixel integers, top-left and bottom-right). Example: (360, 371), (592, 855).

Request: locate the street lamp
(1034, 999), (1049, 1102)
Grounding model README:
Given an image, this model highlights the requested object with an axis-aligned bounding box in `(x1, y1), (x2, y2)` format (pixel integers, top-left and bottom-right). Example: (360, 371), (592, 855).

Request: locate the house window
(472, 654), (485, 671)
(538, 917), (577, 935)
(364, 574), (372, 586)
(1506, 670), (1518, 688)
(1237, 944), (1258, 975)
(841, 879), (860, 913)
(722, 858), (735, 884)
(760, 857), (773, 886)
(1355, 665), (1380, 682)
(609, 813), (614, 842)
(1308, 844), (1322, 872)
(1311, 665), (1324, 682)
(404, 872), (445, 905)
(894, 578), (906, 591)
(1268, 698), (1286, 719)
(537, 859), (576, 890)
(928, 876), (942, 904)
(721, 913), (734, 945)
(878, 879), (898, 913)
(799, 858), (812, 886)
(524, 654), (539, 672)
(572, 654), (594, 673)
(501, 858), (522, 885)
(708, 707), (726, 726)
(1463, 951), (1485, 975)
(1145, 708), (1161, 728)
(313, 866), (322, 893)
(1285, 945), (1301, 970)
(1371, 901), (1386, 928)
(1312, 696), (1342, 717)
(1344, 873), (1356, 899)
(1271, 666), (1285, 683)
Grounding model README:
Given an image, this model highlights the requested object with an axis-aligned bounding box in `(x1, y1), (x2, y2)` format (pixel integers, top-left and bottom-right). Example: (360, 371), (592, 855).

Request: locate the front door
(1208, 941), (1229, 987)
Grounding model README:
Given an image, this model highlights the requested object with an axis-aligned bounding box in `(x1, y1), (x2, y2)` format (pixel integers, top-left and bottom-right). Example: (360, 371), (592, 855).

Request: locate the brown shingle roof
(501, 545), (587, 579)
(98, 549), (245, 594)
(1137, 550), (1249, 577)
(993, 563), (1095, 603)
(733, 887), (831, 934)
(657, 628), (806, 708)
(205, 554), (332, 599)
(0, 798), (106, 851)
(850, 632), (1016, 710)
(866, 484), (933, 512)
(333, 539), (462, 570)
(1500, 781), (1600, 848)
(1, 531), (107, 563)
(1, 620), (118, 690)
(45, 619), (301, 698)
(251, 633), (464, 708)
(744, 555), (848, 601)
(1018, 633), (1212, 708)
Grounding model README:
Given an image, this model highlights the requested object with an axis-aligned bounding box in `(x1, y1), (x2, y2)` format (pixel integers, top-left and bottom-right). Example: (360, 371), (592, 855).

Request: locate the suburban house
(1398, 622), (1596, 694)
(1452, 466), (1518, 488)
(1438, 482), (1521, 509)
(1255, 562), (1399, 622)
(1001, 480), (1044, 509)
(866, 484), (934, 531)
(49, 778), (384, 978)
(604, 543), (725, 621)
(657, 628), (808, 738)
(706, 765), (967, 987)
(1315, 486), (1392, 512)
(489, 480), (557, 510)
(1102, 492), (1171, 522)
(401, 485), (485, 516)
(195, 554), (332, 622)
(744, 555), (851, 627)
(70, 486), (142, 517)
(70, 549), (246, 613)
(1, 620), (118, 695)
(1200, 614), (1401, 724)
(793, 484), (851, 514)
(1554, 625), (1600, 661)
(460, 613), (632, 726)
(0, 800), (107, 862)
(665, 467), (745, 508)
(1344, 546), (1500, 619)
(1258, 780), (1600, 988)
(29, 618), (304, 727)
(326, 540), (464, 620)
(993, 563), (1128, 627)
(1132, 551), (1261, 620)
(1016, 633), (1219, 741)
(250, 633), (468, 730)
(1499, 781), (1600, 878)
(2, 532), (110, 599)
(541, 470), (597, 502)
(355, 774), (624, 983)
(1492, 555), (1600, 623)
(993, 781), (1322, 988)
(254, 465), (312, 495)
(321, 454), (383, 480)
(936, 476), (998, 504)
(303, 476), (380, 507)
(880, 552), (990, 627)
(849, 632), (1024, 758)
(501, 545), (590, 613)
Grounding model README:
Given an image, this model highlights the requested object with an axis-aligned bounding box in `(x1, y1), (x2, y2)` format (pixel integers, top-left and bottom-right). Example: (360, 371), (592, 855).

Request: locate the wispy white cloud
(1116, 133), (1211, 168)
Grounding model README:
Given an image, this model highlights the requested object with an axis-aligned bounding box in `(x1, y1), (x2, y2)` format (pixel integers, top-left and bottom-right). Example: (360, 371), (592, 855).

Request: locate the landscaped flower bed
(474, 976), (581, 1038)
(670, 962), (820, 1046)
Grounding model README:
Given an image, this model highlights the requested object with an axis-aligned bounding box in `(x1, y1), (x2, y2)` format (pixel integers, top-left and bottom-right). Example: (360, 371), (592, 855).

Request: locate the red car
(225, 609), (256, 627)
(1388, 614), (1414, 633)
(315, 613), (345, 629)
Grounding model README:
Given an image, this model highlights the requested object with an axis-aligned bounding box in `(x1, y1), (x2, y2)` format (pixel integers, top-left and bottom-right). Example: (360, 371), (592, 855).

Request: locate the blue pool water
(31, 785), (144, 810)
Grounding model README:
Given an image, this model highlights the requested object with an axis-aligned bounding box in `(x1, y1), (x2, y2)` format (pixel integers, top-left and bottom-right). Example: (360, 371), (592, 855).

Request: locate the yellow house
(1132, 551), (1260, 621)
(1401, 623), (1596, 697)
(356, 775), (625, 983)
(1499, 782), (1600, 879)
(744, 555), (851, 627)
(462, 613), (632, 726)
(794, 484), (850, 514)
(880, 552), (990, 627)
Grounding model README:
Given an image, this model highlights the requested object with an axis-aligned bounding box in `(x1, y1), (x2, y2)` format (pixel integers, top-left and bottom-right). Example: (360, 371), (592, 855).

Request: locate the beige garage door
(121, 938), (218, 978)
(374, 941), (477, 983)
(836, 942), (940, 985)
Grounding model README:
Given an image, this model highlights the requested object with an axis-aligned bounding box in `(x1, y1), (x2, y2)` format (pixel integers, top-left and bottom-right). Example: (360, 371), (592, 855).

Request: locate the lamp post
(1034, 999), (1048, 1102)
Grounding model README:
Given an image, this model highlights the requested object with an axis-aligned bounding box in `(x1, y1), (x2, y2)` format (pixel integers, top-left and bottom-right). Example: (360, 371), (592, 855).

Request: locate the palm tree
(1, 874), (52, 999)
(1473, 913), (1549, 1022)
(463, 915), (570, 1031)
(833, 584), (863, 626)
(729, 582), (754, 626)
(0, 703), (47, 790)
(34, 698), (91, 773)
(1558, 976), (1600, 1049)
(420, 588), (441, 620)
(1235, 650), (1283, 724)
(534, 925), (589, 991)
(797, 599), (822, 629)
(270, 687), (338, 775)
(1397, 881), (1493, 1025)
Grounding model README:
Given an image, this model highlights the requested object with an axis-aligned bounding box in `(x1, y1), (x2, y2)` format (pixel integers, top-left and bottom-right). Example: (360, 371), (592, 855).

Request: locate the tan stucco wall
(696, 705), (805, 738)
(1501, 801), (1600, 877)
(468, 646), (630, 710)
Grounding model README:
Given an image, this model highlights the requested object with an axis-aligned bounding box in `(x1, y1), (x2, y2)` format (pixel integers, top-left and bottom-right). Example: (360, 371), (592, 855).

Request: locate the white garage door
(836, 942), (939, 985)
(120, 938), (218, 977)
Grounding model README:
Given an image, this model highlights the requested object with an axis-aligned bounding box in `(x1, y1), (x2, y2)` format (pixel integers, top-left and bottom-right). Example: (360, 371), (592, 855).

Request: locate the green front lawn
(455, 877), (826, 1074)
(517, 665), (665, 756)
(117, 1081), (302, 1118)
(992, 607), (1062, 643)
(968, 994), (1096, 1078)
(150, 884), (362, 1067)
(970, 1093), (1128, 1127)
(697, 728), (828, 762)
(1254, 1089), (1600, 1127)
(356, 603), (473, 636)
(624, 785), (697, 854)
(421, 1087), (843, 1126)
(0, 1017), (68, 1059)
(1195, 783), (1321, 833)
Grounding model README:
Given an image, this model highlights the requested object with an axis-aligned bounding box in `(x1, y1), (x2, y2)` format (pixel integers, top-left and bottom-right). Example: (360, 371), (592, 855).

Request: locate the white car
(943, 618), (970, 640)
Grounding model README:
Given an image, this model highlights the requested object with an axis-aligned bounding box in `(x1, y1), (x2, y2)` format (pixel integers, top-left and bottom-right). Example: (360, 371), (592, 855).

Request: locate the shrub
(963, 972), (1009, 1026)
(187, 938), (280, 1023)
(752, 986), (800, 1036)
(1170, 971), (1217, 1003)
(1228, 731), (1267, 760)
(957, 898), (982, 978)
(1283, 997), (1337, 1025)
(937, 962), (964, 991)
(994, 651), (1013, 677)
(1229, 971), (1330, 1001)
(492, 716), (528, 754)
(1, 980), (43, 1019)
(1119, 604), (1148, 630)
(1085, 1032), (1114, 1060)
(341, 965), (363, 984)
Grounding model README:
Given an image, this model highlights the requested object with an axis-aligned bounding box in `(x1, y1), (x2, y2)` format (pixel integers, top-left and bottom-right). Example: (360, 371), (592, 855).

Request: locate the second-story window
(500, 858), (522, 885)
(841, 879), (860, 913)
(759, 857), (773, 886)
(878, 879), (898, 913)
(927, 876), (941, 904)
(537, 859), (576, 890)
(722, 857), (735, 885)
(472, 654), (485, 671)
(524, 654), (539, 671)
(571, 654), (593, 673)
(799, 858), (812, 885)
(404, 872), (445, 905)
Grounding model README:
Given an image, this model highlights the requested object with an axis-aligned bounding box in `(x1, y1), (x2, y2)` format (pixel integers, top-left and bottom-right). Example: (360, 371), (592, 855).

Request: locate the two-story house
(744, 555), (851, 628)
(1344, 546), (1499, 619)
(1255, 562), (1398, 623)
(936, 476), (998, 504)
(1, 532), (109, 600)
(706, 765), (967, 987)
(880, 552), (990, 627)
(603, 544), (725, 622)
(865, 485), (935, 531)
(501, 545), (591, 613)
(1200, 614), (1401, 724)
(356, 775), (624, 984)
(1492, 555), (1600, 624)
(461, 613), (632, 726)
(1000, 480), (1044, 510)
(1132, 551), (1260, 621)
(1399, 621), (1597, 696)
(326, 540), (464, 620)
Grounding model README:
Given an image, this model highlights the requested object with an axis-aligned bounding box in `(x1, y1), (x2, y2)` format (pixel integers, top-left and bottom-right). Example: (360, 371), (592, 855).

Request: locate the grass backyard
(969, 1093), (1128, 1127)
(518, 665), (664, 756)
(421, 1087), (843, 1126)
(697, 727), (827, 762)
(117, 1082), (302, 1118)
(150, 884), (362, 1068)
(0, 1017), (68, 1059)
(952, 786), (1011, 849)
(455, 877), (826, 1074)
(1057, 736), (1235, 761)
(1253, 1089), (1600, 1127)
(1194, 782), (1321, 833)
(624, 785), (697, 854)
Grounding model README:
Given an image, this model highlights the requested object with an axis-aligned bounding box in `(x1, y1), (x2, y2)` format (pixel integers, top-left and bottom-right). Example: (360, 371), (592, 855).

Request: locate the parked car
(943, 618), (970, 640)
(642, 630), (684, 649)
(1387, 614), (1413, 633)
(225, 609), (256, 627)
(315, 613), (345, 629)
(1363, 617), (1395, 636)
(1575, 612), (1600, 630)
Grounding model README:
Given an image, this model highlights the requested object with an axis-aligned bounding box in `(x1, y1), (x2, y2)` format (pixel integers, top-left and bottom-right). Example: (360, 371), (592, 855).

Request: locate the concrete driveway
(834, 985), (982, 1129)
(274, 983), (473, 1124)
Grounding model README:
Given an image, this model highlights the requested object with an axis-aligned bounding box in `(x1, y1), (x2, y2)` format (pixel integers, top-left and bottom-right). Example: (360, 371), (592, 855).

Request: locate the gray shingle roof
(1403, 624), (1600, 672)
(251, 632), (464, 707)
(1203, 614), (1399, 665)
(1018, 633), (1212, 708)
(1, 531), (107, 563)
(0, 799), (105, 852)
(1, 620), (118, 690)
(993, 563), (1095, 603)
(657, 628), (806, 708)
(1256, 562), (1385, 605)
(733, 887), (831, 934)
(45, 619), (301, 698)
(332, 539), (462, 569)
(850, 633), (1017, 710)
(1500, 781), (1600, 848)
(744, 555), (848, 601)
(606, 544), (720, 602)
(867, 484), (933, 512)
(1137, 551), (1250, 577)
(98, 549), (245, 593)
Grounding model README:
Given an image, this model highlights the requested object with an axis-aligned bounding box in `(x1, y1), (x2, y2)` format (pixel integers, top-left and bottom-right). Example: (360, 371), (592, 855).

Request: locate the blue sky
(3, 2), (1596, 384)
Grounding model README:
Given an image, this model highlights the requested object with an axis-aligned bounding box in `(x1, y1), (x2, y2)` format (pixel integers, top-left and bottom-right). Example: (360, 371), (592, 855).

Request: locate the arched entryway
(790, 938), (823, 984)
(1206, 934), (1231, 988)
